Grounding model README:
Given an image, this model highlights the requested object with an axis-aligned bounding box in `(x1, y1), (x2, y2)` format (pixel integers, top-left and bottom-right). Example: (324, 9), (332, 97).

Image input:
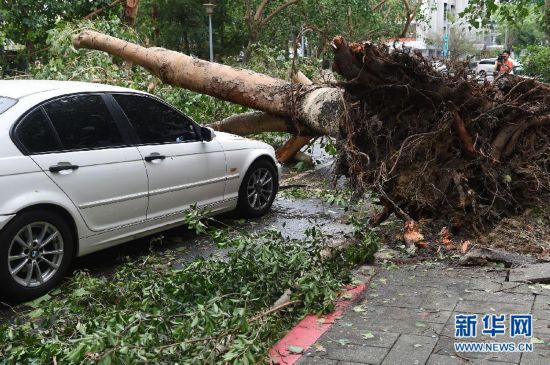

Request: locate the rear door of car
(14, 93), (149, 232)
(109, 93), (227, 220)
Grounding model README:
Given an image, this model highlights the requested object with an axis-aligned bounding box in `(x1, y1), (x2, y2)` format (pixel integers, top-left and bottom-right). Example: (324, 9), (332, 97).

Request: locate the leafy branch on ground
(0, 209), (377, 364)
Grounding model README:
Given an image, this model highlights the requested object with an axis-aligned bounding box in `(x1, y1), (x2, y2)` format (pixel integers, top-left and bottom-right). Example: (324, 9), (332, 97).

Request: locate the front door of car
(17, 94), (149, 232)
(111, 94), (226, 220)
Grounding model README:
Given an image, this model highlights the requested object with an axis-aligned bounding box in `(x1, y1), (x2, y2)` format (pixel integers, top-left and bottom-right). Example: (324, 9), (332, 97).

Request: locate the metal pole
(208, 14), (214, 62)
(300, 25), (305, 57)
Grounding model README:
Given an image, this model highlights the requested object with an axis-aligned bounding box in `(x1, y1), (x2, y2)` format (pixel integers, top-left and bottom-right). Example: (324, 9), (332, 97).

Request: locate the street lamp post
(203, 3), (215, 62)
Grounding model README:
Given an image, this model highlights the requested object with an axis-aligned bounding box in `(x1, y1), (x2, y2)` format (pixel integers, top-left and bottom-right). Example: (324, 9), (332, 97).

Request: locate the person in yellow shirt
(494, 51), (514, 74)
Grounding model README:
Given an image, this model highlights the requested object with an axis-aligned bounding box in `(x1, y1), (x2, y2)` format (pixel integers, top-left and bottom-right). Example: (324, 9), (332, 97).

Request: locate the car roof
(0, 80), (145, 99)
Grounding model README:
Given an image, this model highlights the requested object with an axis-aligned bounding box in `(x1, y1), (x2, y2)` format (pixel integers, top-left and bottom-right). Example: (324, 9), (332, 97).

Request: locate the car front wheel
(0, 210), (74, 302)
(237, 160), (278, 218)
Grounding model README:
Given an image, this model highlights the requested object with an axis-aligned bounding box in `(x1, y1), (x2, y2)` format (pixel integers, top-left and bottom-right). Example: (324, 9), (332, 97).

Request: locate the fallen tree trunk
(73, 30), (341, 137)
(74, 30), (550, 230)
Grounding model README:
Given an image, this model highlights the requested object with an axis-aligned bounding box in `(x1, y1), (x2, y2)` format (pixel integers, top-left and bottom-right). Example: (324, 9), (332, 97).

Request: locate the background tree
(241, 0), (300, 61)
(425, 28), (477, 61)
(0, 0), (115, 54)
(461, 0), (549, 41)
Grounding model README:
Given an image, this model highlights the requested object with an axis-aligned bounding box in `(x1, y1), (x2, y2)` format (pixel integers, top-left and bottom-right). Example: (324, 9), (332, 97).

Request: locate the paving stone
(360, 305), (452, 324)
(365, 293), (425, 309)
(426, 353), (517, 364)
(366, 285), (460, 310)
(381, 334), (437, 365)
(494, 282), (533, 295)
(379, 266), (507, 287)
(320, 343), (389, 364)
(426, 354), (464, 365)
(533, 309), (550, 321)
(526, 284), (550, 296)
(533, 319), (550, 335)
(376, 270), (448, 289)
(317, 329), (400, 348)
(460, 290), (534, 305)
(533, 294), (550, 310)
(296, 356), (338, 365)
(520, 350), (550, 365)
(455, 300), (532, 314)
(343, 315), (445, 336)
(509, 263), (550, 284)
(457, 279), (504, 293)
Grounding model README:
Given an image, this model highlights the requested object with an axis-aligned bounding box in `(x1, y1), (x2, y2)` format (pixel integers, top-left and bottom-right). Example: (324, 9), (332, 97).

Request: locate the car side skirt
(77, 197), (238, 256)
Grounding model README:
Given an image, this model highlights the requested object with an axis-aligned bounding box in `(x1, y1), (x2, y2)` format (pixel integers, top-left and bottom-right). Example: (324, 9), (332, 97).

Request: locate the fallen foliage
(0, 210), (377, 364)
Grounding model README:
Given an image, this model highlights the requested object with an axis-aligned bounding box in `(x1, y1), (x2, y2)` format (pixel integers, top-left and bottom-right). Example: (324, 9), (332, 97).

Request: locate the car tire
(479, 70), (486, 78)
(236, 159), (278, 218)
(0, 209), (74, 302)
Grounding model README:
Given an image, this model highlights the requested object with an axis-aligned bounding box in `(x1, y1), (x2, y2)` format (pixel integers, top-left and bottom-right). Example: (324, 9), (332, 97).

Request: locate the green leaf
(26, 294), (51, 309)
(352, 305), (367, 312)
(28, 308), (44, 319)
(361, 332), (375, 339)
(337, 339), (350, 346)
(288, 345), (304, 354)
(98, 354), (112, 365)
(73, 288), (89, 297)
(76, 322), (87, 335)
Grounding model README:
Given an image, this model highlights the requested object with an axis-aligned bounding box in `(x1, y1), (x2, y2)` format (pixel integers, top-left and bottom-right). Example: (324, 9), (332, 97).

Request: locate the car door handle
(144, 153), (166, 162)
(49, 162), (79, 173)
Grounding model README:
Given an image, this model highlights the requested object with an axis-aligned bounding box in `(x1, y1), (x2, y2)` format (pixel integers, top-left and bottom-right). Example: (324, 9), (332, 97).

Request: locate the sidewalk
(287, 264), (550, 365)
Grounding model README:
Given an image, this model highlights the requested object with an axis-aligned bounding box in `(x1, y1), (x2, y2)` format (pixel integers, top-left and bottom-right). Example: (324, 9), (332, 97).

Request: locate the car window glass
(43, 94), (123, 150)
(0, 97), (17, 114)
(16, 108), (60, 154)
(113, 94), (198, 144)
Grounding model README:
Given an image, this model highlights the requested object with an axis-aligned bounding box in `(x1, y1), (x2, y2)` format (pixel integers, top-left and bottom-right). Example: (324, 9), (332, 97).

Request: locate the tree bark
(275, 71), (315, 163)
(123, 0), (140, 27)
(211, 112), (291, 135)
(151, 0), (160, 42)
(73, 30), (342, 137)
(276, 135), (312, 162)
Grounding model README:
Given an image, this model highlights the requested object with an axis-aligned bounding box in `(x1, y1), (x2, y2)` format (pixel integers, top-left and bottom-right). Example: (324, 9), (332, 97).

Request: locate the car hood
(213, 131), (275, 151)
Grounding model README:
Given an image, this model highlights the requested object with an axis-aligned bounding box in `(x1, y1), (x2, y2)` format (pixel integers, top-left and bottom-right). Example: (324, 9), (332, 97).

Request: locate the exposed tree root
(331, 37), (550, 231)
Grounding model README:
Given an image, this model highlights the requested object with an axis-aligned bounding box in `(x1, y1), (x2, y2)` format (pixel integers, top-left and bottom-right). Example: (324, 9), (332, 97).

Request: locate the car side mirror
(200, 126), (214, 142)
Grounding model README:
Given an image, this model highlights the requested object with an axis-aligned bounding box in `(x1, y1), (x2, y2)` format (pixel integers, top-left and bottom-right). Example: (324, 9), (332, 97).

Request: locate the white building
(411, 0), (499, 58)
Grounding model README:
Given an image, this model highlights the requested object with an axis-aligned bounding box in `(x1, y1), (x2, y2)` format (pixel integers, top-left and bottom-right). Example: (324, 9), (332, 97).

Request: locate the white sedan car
(0, 80), (280, 301)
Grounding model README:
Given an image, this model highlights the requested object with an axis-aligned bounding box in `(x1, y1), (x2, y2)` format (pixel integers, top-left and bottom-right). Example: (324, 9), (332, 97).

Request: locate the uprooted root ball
(331, 36), (550, 230)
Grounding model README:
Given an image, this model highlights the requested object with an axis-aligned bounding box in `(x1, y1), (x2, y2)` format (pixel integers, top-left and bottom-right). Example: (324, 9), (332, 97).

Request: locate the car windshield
(0, 97), (17, 114)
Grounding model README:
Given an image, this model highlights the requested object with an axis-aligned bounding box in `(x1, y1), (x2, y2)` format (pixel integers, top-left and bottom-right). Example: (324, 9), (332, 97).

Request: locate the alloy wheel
(246, 168), (274, 210)
(7, 222), (64, 288)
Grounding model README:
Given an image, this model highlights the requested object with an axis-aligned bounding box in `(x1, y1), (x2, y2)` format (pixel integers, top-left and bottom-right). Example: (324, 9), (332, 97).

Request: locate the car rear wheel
(0, 210), (74, 302)
(237, 160), (278, 218)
